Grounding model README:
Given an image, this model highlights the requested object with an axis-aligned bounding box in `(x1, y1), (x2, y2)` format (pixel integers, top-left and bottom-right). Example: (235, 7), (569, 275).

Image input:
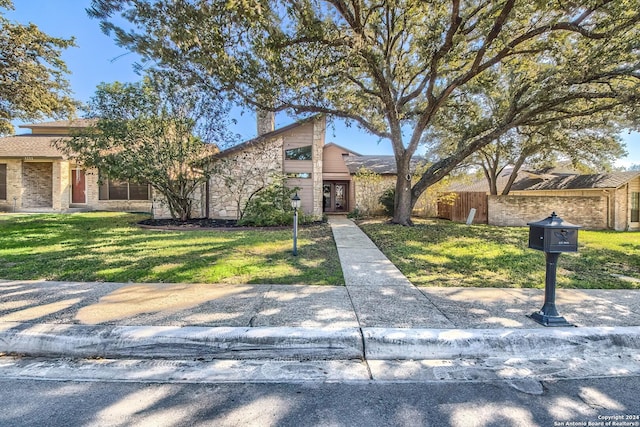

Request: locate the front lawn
(359, 219), (640, 289)
(0, 212), (344, 285)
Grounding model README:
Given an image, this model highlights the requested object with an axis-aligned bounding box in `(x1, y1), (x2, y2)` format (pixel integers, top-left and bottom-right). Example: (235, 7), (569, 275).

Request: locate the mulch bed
(137, 218), (244, 231)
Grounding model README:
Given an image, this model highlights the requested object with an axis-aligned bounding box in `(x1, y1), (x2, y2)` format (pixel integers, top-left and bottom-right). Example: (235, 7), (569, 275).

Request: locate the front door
(71, 169), (86, 204)
(323, 181), (349, 213)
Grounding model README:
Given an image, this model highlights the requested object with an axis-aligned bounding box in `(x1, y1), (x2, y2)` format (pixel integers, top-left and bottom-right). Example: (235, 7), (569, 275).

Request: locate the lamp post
(291, 192), (301, 256)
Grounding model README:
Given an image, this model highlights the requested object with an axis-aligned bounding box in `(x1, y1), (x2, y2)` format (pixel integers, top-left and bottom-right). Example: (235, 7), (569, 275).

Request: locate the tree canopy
(89, 0), (640, 224)
(57, 74), (231, 220)
(0, 0), (77, 135)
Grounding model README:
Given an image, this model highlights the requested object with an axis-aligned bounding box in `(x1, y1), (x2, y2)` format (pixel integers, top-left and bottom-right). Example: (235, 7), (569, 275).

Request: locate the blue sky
(7, 0), (640, 166)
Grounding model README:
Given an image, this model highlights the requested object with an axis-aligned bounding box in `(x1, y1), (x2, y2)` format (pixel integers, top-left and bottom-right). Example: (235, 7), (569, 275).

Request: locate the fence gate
(437, 192), (488, 224)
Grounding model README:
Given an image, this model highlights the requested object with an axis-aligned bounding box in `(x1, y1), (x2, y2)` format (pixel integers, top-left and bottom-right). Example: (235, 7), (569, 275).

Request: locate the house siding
(488, 195), (607, 229)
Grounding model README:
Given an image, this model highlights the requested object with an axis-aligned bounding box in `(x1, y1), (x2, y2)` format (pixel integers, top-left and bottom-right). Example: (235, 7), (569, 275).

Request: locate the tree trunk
(502, 153), (527, 195)
(392, 157), (414, 226)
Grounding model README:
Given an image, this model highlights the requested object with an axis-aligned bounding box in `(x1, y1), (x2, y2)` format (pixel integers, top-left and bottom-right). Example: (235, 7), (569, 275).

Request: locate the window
(99, 175), (150, 201)
(0, 164), (6, 200)
(285, 146), (312, 160)
(286, 172), (311, 179)
(632, 192), (640, 223)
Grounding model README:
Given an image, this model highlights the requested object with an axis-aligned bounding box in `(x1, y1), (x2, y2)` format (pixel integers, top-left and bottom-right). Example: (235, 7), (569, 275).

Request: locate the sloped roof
(212, 115), (322, 160)
(527, 171), (640, 190)
(323, 142), (362, 156)
(0, 135), (68, 159)
(448, 173), (545, 192)
(344, 155), (425, 175)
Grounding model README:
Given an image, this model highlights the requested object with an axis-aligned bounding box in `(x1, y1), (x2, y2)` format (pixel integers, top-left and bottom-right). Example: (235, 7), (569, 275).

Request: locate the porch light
(291, 192), (301, 256)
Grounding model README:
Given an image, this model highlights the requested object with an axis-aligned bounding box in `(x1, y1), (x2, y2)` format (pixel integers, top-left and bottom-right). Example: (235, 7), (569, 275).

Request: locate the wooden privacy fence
(437, 192), (488, 224)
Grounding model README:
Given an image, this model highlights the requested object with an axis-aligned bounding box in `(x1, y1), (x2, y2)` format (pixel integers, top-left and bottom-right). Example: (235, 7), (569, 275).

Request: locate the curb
(363, 326), (640, 360)
(0, 323), (364, 360)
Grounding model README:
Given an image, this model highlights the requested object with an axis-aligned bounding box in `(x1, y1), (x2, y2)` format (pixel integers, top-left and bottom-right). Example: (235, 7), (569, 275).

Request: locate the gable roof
(211, 115), (322, 160)
(0, 135), (68, 159)
(323, 142), (362, 157)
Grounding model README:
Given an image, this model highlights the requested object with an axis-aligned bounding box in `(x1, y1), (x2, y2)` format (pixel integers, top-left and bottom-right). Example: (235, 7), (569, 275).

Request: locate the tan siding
(287, 178), (313, 212)
(284, 160), (313, 172)
(282, 124), (314, 151)
(29, 127), (75, 136)
(322, 144), (352, 175)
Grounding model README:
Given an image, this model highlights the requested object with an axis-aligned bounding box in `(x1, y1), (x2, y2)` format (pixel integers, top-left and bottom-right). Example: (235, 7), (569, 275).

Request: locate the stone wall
(488, 195), (607, 229)
(152, 184), (205, 219)
(208, 137), (284, 219)
(311, 117), (325, 218)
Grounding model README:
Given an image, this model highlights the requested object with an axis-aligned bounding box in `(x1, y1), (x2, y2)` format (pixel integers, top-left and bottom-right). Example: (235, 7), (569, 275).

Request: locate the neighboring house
(441, 168), (640, 230)
(1, 114), (423, 220)
(0, 120), (152, 213)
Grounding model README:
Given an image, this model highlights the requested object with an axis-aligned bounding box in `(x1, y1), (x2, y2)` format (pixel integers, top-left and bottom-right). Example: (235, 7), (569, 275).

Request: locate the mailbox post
(527, 212), (581, 327)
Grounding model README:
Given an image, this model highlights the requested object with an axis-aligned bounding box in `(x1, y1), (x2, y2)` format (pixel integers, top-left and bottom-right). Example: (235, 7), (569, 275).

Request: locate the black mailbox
(528, 212), (580, 253)
(527, 212), (581, 327)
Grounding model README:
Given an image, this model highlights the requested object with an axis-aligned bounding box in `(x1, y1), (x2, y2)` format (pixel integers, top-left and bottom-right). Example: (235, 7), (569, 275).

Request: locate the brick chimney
(257, 109), (275, 136)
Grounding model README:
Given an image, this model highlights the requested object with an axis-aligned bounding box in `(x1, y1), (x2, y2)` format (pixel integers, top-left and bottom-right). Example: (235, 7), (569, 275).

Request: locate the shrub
(379, 188), (395, 217)
(239, 181), (312, 226)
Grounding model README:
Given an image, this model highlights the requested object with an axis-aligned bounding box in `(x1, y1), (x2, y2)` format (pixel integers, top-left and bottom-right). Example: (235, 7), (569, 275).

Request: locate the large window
(632, 192), (640, 223)
(99, 176), (150, 201)
(0, 164), (6, 200)
(285, 145), (312, 160)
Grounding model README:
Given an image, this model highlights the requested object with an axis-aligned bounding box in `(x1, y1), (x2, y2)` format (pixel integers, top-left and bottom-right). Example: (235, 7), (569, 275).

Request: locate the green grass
(359, 219), (640, 289)
(0, 212), (344, 285)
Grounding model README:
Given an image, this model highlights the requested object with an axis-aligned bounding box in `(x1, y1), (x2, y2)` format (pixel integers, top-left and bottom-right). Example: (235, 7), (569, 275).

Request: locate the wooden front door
(71, 169), (86, 204)
(323, 181), (349, 213)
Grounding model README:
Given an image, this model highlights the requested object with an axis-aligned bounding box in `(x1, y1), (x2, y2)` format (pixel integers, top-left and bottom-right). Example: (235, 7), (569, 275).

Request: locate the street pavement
(0, 217), (639, 383)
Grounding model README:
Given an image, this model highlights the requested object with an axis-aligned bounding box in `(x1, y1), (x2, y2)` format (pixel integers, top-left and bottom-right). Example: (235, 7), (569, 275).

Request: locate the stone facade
(311, 117), (325, 218)
(488, 195), (608, 229)
(208, 137), (284, 219)
(207, 116), (326, 220)
(152, 184), (206, 219)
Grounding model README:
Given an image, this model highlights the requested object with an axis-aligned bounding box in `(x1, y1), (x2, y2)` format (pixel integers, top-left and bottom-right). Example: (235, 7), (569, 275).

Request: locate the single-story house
(441, 167), (640, 231)
(1, 114), (422, 218)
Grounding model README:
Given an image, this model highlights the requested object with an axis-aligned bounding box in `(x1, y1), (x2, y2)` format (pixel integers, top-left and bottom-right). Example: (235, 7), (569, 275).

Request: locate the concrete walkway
(1, 217), (640, 382)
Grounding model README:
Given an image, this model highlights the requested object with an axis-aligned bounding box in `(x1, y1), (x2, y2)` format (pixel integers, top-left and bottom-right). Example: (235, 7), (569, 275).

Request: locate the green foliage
(360, 219), (640, 289)
(0, 0), (77, 135)
(89, 0), (640, 225)
(239, 181), (311, 227)
(347, 207), (362, 220)
(378, 188), (395, 217)
(56, 75), (232, 220)
(0, 212), (344, 285)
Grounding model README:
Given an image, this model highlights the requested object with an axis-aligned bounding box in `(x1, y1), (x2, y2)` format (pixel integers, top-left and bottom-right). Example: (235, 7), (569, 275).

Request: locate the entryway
(323, 181), (349, 213)
(71, 169), (86, 204)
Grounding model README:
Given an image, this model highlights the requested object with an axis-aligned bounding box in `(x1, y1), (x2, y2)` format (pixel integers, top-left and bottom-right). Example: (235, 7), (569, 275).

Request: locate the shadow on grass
(0, 213), (344, 286)
(359, 219), (640, 289)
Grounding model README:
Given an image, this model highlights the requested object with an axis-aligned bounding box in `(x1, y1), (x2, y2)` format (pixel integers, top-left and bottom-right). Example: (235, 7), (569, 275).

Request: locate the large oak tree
(89, 0), (640, 225)
(0, 0), (77, 135)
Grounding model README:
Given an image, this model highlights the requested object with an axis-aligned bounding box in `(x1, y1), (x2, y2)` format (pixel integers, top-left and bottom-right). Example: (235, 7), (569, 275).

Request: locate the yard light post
(291, 192), (301, 256)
